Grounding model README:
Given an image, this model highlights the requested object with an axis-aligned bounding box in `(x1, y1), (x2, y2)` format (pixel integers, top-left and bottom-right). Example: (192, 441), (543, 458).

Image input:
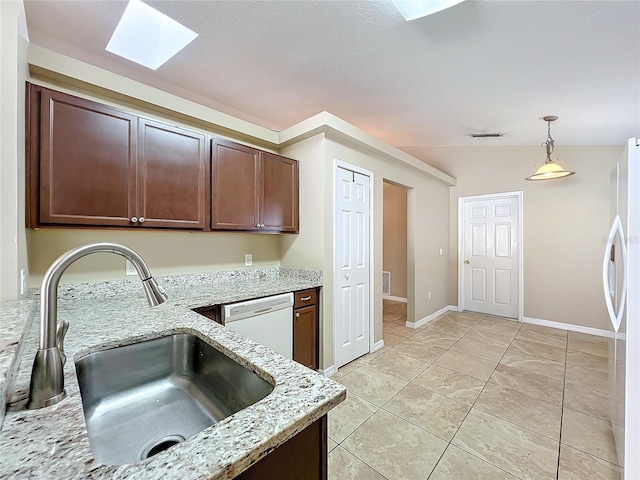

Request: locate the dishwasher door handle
(253, 306), (273, 315)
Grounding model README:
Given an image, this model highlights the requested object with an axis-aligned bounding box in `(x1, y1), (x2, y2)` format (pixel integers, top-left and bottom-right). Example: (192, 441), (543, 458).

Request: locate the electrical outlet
(20, 269), (27, 295)
(125, 260), (137, 276)
(428, 291), (432, 300)
(244, 254), (253, 267)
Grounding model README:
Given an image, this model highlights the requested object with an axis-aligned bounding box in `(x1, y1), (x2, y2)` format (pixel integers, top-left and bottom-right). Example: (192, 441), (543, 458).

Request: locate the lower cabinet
(293, 289), (319, 370)
(235, 416), (327, 480)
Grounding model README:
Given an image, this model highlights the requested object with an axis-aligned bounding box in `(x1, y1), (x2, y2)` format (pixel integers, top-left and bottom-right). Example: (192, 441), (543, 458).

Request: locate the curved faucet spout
(28, 242), (168, 409)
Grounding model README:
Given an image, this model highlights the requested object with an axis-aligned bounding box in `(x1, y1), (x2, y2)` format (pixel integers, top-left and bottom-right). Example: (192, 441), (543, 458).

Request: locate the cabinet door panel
(294, 305), (318, 370)
(138, 119), (206, 229)
(211, 140), (260, 230)
(40, 90), (136, 226)
(261, 152), (299, 233)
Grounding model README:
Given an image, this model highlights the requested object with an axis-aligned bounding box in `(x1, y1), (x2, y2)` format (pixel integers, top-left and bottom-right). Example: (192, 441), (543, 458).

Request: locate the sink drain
(140, 435), (185, 460)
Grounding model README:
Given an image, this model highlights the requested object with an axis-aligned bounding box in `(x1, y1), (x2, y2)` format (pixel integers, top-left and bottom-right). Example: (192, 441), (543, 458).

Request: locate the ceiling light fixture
(106, 0), (198, 70)
(392, 0), (466, 21)
(525, 116), (575, 181)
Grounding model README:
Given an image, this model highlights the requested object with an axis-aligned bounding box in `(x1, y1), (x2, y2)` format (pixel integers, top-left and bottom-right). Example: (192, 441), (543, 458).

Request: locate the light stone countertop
(0, 267), (345, 479)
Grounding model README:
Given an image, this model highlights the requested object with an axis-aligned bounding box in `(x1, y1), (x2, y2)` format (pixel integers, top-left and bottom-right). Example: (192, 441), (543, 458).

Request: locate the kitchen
(1, 1), (639, 479)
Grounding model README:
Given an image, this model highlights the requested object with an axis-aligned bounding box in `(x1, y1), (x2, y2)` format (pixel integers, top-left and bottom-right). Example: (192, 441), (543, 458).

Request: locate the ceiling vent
(469, 132), (504, 138)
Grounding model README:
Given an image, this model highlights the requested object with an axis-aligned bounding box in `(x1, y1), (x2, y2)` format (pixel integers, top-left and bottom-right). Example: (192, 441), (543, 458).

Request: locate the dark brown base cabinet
(235, 416), (327, 480)
(26, 83), (299, 234)
(293, 289), (319, 370)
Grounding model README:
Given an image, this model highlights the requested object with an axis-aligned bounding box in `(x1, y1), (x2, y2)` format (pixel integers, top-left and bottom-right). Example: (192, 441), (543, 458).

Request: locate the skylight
(106, 0), (198, 70)
(392, 0), (466, 21)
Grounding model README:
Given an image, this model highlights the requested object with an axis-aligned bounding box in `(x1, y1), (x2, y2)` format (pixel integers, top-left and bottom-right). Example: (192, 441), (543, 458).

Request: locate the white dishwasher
(223, 293), (294, 359)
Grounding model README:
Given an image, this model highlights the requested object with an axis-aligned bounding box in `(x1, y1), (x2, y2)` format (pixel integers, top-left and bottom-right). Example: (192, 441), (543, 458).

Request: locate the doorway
(458, 191), (523, 319)
(333, 162), (373, 370)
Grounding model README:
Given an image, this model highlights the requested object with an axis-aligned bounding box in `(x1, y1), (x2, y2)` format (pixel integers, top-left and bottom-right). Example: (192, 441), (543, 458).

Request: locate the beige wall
(28, 229), (281, 286)
(383, 182), (408, 298)
(282, 135), (451, 370)
(402, 145), (621, 331)
(0, 1), (29, 301)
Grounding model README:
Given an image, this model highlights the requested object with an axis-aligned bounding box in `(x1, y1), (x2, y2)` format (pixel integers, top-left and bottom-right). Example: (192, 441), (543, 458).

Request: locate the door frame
(333, 160), (375, 368)
(457, 191), (524, 321)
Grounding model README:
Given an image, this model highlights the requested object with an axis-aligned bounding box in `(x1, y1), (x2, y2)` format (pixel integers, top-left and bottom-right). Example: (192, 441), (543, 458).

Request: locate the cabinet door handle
(255, 224), (261, 229)
(130, 216), (139, 223)
(300, 296), (312, 301)
(295, 312), (300, 318)
(139, 217), (145, 223)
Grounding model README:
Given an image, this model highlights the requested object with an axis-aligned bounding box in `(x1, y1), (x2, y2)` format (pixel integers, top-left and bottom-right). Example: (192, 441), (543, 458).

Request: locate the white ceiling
(24, 0), (640, 147)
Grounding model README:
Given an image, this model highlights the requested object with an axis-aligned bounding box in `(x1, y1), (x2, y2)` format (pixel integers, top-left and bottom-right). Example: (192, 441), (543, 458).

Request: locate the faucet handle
(56, 319), (69, 366)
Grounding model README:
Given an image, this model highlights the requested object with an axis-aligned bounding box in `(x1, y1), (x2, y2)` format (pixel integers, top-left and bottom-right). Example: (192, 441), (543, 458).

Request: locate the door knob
(464, 259), (470, 264)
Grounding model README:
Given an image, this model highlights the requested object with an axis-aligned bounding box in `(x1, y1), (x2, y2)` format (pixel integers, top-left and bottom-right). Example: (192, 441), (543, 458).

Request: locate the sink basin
(75, 333), (274, 466)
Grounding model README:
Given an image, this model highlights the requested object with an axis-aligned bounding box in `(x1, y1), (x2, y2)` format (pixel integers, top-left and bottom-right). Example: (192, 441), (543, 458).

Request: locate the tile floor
(327, 300), (623, 480)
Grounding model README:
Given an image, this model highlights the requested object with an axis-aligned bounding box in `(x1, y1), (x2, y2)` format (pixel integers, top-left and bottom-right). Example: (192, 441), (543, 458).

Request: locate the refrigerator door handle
(602, 214), (628, 332)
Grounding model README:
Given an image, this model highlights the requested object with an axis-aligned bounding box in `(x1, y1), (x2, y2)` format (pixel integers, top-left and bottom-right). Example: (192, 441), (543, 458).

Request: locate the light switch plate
(244, 254), (253, 266)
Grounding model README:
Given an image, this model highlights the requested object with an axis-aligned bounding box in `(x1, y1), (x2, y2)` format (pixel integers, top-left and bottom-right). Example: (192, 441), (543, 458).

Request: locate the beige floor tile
(338, 364), (408, 406)
(383, 321), (417, 338)
(434, 350), (498, 381)
(558, 444), (623, 480)
(509, 338), (566, 362)
(412, 329), (460, 348)
(392, 338), (447, 363)
(474, 318), (521, 337)
(328, 438), (338, 453)
(429, 445), (518, 480)
(449, 311), (486, 321)
(383, 312), (403, 323)
(515, 329), (568, 348)
(383, 383), (470, 441)
(490, 364), (563, 405)
(443, 315), (482, 329)
(452, 409), (559, 480)
(474, 382), (562, 439)
(462, 327), (514, 348)
(367, 350), (429, 382)
(328, 446), (386, 480)
(383, 331), (405, 348)
(328, 392), (379, 443)
(563, 382), (609, 421)
(566, 349), (608, 373)
(425, 321), (472, 338)
(567, 337), (608, 358)
(500, 349), (565, 381)
(568, 331), (608, 345)
(565, 364), (609, 393)
(342, 409), (448, 480)
(520, 323), (568, 338)
(412, 365), (486, 406)
(449, 338), (507, 362)
(562, 408), (619, 465)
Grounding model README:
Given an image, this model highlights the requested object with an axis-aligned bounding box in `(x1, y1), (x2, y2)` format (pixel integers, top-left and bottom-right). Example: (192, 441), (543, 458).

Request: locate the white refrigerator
(603, 137), (639, 479)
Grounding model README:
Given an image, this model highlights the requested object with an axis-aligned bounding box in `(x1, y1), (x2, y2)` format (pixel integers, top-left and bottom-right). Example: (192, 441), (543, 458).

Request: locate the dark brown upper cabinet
(27, 85), (207, 230)
(211, 140), (299, 233)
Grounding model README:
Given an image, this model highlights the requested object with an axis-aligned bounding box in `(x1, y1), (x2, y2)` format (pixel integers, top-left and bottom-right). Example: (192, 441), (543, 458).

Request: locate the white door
(460, 193), (521, 318)
(334, 165), (371, 369)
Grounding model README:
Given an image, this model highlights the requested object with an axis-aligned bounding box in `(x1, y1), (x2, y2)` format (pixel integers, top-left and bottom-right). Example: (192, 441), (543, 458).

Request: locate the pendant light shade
(526, 116), (575, 181)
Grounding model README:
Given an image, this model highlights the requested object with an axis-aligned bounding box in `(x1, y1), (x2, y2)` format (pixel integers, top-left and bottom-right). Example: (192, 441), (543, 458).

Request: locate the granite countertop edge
(0, 267), (345, 480)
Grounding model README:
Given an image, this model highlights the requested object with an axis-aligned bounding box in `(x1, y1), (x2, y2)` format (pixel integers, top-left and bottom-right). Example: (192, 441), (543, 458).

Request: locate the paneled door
(334, 165), (371, 370)
(460, 193), (522, 318)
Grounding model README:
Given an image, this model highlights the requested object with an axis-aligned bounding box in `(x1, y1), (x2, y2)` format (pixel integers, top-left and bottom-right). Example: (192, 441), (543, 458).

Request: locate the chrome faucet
(27, 242), (168, 409)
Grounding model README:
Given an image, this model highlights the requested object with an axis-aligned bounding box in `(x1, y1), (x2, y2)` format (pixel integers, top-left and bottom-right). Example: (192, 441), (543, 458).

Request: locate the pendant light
(525, 116), (575, 181)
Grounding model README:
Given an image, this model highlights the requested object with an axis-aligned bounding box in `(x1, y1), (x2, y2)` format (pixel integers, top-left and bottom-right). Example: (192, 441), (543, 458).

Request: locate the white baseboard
(383, 295), (407, 303)
(321, 365), (336, 377)
(522, 316), (614, 338)
(371, 339), (385, 352)
(406, 305), (458, 329)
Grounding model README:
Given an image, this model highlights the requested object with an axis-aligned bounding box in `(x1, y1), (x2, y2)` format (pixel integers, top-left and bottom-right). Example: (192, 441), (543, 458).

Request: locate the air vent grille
(382, 271), (391, 295)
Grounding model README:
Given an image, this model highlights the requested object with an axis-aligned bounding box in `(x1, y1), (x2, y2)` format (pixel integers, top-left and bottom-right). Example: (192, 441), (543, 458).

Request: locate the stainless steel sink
(75, 333), (274, 466)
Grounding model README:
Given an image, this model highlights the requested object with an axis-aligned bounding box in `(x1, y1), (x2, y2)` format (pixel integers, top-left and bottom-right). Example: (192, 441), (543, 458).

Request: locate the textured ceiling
(24, 0), (640, 146)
